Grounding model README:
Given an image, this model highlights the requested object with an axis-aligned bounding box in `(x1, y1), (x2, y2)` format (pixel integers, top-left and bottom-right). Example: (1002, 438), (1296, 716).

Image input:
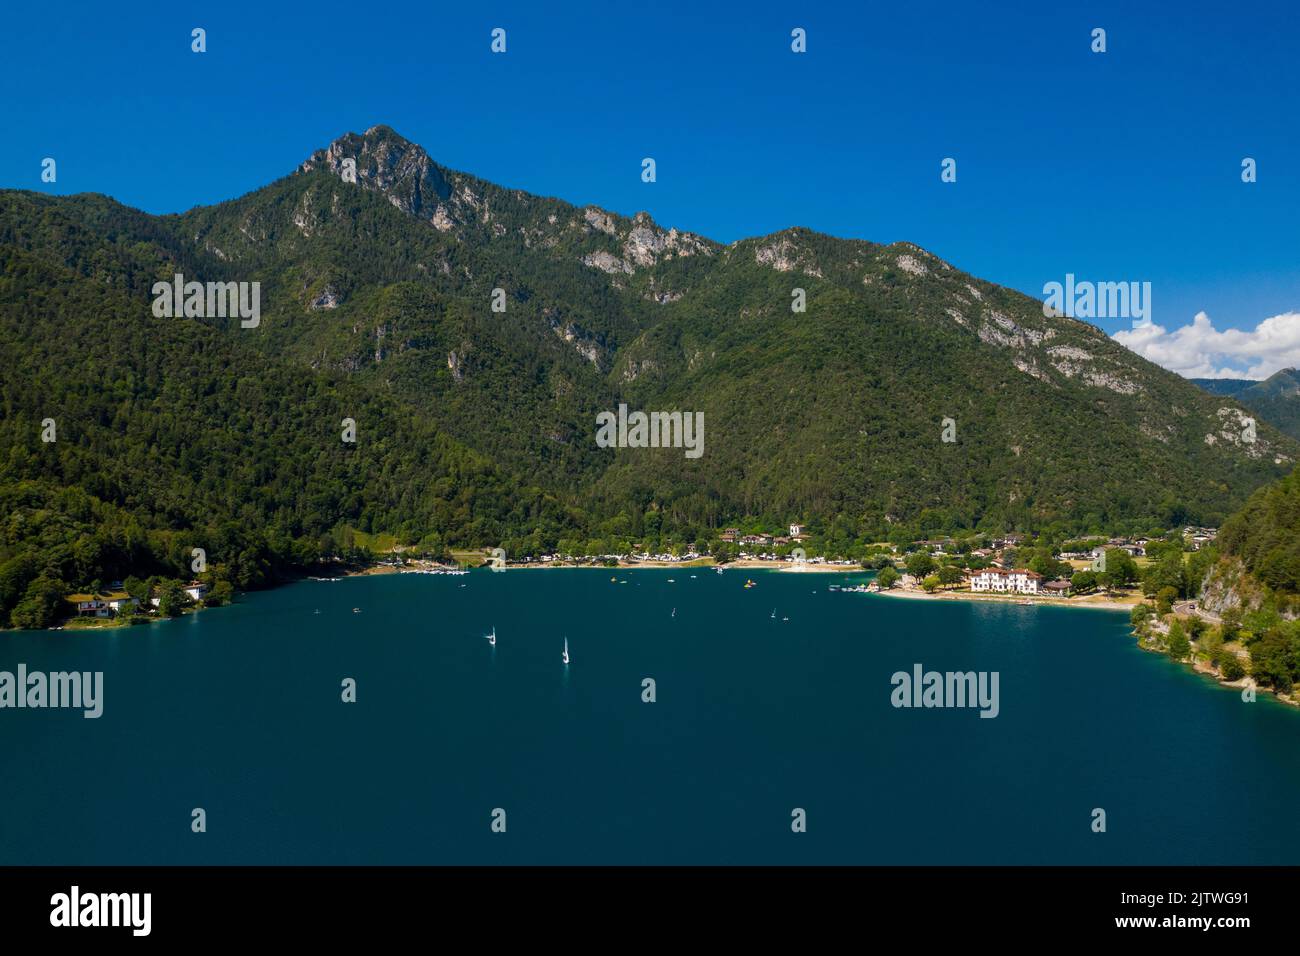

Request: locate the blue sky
(4, 0), (1298, 376)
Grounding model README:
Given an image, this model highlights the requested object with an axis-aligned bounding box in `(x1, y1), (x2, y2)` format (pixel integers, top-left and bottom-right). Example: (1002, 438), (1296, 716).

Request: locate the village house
(108, 594), (140, 613)
(70, 595), (111, 618)
(920, 538), (956, 553)
(148, 581), (209, 608)
(1042, 580), (1072, 597)
(719, 528), (740, 543)
(789, 524), (804, 537)
(68, 592), (138, 618)
(965, 568), (1043, 594)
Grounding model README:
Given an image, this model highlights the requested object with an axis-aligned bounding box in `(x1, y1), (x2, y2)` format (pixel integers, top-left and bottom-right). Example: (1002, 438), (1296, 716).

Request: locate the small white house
(75, 598), (112, 618)
(149, 582), (209, 607)
(789, 523), (804, 537)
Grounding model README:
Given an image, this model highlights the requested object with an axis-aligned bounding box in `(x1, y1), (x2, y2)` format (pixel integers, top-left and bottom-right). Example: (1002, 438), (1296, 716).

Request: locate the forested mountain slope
(0, 125), (1293, 622)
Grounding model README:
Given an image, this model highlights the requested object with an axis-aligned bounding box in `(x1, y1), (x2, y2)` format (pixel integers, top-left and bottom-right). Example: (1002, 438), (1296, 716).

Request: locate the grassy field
(351, 530), (400, 553)
(449, 549), (488, 567)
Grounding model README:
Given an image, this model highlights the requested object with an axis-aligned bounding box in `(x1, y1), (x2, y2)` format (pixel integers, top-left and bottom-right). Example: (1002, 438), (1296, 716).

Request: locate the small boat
(485, 626), (496, 646)
(782, 616), (789, 621)
(715, 567), (725, 574)
(671, 608), (676, 617)
(352, 607), (361, 613)
(744, 579), (756, 589)
(667, 578), (675, 583)
(771, 608), (776, 619)
(1017, 599), (1032, 606)
(611, 577), (618, 583)
(562, 637), (570, 665)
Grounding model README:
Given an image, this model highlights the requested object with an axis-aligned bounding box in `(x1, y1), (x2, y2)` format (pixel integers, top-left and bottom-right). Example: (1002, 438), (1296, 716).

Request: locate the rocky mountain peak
(299, 126), (452, 219)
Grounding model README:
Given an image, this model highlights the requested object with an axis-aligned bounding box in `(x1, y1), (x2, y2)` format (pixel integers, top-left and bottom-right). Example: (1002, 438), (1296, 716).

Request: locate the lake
(2, 568), (1297, 864)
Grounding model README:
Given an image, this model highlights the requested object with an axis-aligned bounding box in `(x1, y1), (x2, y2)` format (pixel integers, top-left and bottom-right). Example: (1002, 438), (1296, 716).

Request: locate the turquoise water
(2, 568), (1298, 865)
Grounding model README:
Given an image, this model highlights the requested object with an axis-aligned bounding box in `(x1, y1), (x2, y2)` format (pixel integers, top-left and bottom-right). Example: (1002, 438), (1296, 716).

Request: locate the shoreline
(435, 559), (864, 573)
(46, 560), (1300, 714)
(871, 586), (1137, 611)
(1140, 626), (1300, 708)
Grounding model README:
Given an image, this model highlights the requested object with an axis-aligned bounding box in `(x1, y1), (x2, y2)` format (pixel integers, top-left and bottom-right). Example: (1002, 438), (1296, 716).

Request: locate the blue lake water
(2, 568), (1298, 864)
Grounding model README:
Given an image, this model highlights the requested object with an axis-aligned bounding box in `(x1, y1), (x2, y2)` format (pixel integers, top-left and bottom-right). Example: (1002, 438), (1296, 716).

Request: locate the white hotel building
(965, 568), (1043, 594)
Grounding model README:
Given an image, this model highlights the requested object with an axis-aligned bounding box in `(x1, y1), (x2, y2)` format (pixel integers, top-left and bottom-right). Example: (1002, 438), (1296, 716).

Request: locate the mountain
(1197, 469), (1300, 699)
(1, 125), (1296, 622)
(1191, 369), (1300, 441)
(1202, 463), (1300, 609)
(1191, 377), (1255, 397)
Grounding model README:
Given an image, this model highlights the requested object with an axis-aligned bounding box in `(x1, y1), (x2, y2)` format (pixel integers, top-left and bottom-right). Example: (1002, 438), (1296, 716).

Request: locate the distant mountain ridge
(1191, 369), (1300, 440)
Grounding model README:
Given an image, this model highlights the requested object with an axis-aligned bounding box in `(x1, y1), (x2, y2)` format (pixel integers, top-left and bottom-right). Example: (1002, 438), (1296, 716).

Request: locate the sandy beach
(470, 558), (862, 572)
(872, 586), (1138, 611)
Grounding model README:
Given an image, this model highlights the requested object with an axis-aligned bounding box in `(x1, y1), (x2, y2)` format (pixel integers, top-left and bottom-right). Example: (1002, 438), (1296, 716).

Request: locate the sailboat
(485, 626), (496, 646)
(562, 637), (570, 665)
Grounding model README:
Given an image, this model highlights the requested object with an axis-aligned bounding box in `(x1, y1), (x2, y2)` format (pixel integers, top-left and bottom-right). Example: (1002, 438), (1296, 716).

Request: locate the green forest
(1, 126), (1295, 627)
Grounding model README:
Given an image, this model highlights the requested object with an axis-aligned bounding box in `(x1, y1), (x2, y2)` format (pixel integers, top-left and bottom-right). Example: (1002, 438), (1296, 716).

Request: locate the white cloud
(1113, 310), (1300, 380)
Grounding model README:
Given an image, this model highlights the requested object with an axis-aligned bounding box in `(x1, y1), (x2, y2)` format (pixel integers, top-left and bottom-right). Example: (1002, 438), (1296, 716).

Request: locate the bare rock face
(578, 209), (712, 275)
(1199, 556), (1276, 618)
(309, 287), (340, 310)
(895, 253), (928, 276)
(583, 207), (618, 236)
(581, 251), (633, 275)
(754, 231), (821, 276)
(301, 125), (452, 221)
(1205, 407), (1275, 459)
(621, 212), (711, 267)
(546, 311), (605, 367)
(621, 357), (659, 382)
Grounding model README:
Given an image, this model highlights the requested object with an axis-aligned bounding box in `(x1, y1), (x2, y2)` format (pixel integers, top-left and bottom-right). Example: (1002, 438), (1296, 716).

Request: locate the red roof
(965, 567), (1042, 579)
